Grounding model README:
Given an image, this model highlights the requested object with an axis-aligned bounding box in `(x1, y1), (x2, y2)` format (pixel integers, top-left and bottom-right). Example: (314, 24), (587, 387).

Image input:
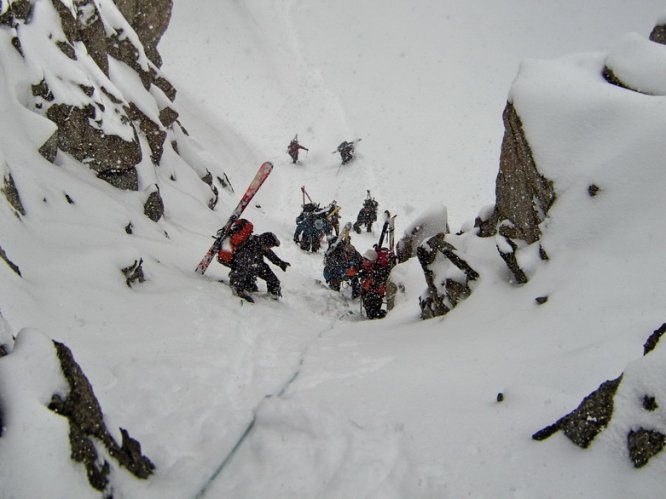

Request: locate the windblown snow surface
(1, 0), (666, 497)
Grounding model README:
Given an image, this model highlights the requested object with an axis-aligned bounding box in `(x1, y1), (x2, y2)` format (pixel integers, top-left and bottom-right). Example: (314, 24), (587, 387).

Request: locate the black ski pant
(362, 292), (386, 319)
(231, 262), (281, 296)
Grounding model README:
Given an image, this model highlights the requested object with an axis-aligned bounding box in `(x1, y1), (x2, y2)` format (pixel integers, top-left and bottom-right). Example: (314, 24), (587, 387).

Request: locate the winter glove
(279, 261), (291, 272)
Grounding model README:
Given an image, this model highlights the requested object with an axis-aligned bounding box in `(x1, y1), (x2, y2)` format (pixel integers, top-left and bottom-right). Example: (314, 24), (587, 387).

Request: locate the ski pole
(301, 185), (313, 204)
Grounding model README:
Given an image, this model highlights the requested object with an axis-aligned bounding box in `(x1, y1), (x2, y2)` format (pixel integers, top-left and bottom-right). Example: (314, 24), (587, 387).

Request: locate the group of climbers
(208, 135), (395, 318)
(294, 190), (396, 319)
(293, 188), (341, 252)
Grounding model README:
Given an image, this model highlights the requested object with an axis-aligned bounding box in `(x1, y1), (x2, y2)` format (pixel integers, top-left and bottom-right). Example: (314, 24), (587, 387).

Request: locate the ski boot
(233, 287), (255, 303)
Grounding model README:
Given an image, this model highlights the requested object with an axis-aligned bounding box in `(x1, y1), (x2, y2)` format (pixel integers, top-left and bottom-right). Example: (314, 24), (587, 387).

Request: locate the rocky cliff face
(0, 0), (225, 216)
(0, 1), (231, 494)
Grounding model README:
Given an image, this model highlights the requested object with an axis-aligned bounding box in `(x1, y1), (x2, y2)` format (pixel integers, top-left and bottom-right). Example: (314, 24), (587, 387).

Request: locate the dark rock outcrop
(48, 341), (154, 494)
(0, 0), (32, 26)
(643, 323), (666, 355)
(201, 170), (220, 210)
(472, 102), (555, 285)
(602, 25), (666, 94)
(478, 102), (556, 244)
(534, 323), (666, 468)
(649, 23), (666, 45)
(601, 66), (632, 91)
(128, 103), (167, 165)
(3, 0), (181, 192)
(628, 429), (666, 468)
(2, 173), (26, 216)
(45, 102), (141, 190)
(122, 258), (146, 287)
(417, 233), (479, 319)
(496, 235), (528, 285)
(533, 377), (622, 448)
(2, 0), (227, 212)
(395, 207), (450, 264)
(0, 244), (22, 277)
(113, 0), (174, 68)
(144, 186), (165, 222)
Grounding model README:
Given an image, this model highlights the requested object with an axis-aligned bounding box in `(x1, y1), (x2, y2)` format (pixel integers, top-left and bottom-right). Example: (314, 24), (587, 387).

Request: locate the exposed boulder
(649, 23), (666, 45)
(143, 185), (165, 222)
(159, 106), (179, 127)
(477, 102), (555, 244)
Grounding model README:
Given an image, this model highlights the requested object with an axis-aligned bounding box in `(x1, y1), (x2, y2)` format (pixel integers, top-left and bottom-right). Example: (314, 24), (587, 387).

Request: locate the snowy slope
(161, 0), (664, 229)
(1, 1), (666, 498)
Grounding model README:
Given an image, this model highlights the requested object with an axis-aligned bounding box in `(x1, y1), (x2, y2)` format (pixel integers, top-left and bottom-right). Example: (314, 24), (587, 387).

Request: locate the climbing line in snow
(192, 317), (338, 499)
(193, 416), (257, 499)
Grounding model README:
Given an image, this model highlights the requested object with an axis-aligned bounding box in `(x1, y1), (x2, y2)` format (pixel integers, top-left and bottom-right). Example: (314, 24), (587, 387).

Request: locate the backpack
(375, 247), (392, 268)
(217, 219), (253, 265)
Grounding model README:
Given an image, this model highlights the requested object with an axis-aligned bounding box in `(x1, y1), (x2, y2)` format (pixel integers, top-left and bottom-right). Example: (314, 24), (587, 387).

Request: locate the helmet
(258, 232), (280, 247)
(363, 248), (377, 261)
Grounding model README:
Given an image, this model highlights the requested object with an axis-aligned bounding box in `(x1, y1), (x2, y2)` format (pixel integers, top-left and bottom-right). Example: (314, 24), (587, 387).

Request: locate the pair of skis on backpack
(195, 161), (273, 276)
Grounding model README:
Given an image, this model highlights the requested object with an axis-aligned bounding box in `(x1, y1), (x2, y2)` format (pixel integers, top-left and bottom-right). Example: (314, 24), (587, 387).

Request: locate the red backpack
(217, 219), (253, 265)
(375, 247), (392, 267)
